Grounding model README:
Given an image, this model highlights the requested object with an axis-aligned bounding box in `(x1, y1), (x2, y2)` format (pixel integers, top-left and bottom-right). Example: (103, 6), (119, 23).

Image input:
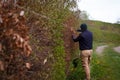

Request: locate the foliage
(0, 1), (31, 80)
(80, 11), (89, 20)
(66, 58), (85, 80)
(0, 0), (80, 80)
(13, 0), (79, 80)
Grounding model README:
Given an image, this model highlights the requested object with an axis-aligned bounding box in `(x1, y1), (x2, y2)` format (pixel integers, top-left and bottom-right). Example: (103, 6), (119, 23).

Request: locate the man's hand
(70, 27), (76, 34)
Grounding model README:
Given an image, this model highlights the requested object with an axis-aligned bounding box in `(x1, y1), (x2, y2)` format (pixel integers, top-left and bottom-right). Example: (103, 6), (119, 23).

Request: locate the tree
(116, 18), (120, 24)
(80, 11), (89, 20)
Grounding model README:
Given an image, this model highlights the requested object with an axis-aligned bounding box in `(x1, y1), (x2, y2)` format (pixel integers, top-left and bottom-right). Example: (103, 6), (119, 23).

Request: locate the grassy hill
(66, 20), (120, 80)
(79, 20), (120, 44)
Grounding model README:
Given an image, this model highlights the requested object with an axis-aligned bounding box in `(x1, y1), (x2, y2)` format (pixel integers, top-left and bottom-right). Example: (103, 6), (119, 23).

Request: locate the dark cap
(77, 23), (87, 32)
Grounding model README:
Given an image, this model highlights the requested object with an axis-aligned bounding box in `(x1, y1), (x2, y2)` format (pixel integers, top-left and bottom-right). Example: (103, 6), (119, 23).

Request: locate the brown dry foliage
(0, 0), (31, 80)
(63, 15), (79, 75)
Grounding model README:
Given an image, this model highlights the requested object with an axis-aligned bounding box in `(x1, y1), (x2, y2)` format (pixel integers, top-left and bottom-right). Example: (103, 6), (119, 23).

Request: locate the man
(72, 23), (93, 80)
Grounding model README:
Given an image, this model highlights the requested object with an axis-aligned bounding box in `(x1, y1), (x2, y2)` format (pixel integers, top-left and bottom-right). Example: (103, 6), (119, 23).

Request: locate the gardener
(72, 23), (93, 80)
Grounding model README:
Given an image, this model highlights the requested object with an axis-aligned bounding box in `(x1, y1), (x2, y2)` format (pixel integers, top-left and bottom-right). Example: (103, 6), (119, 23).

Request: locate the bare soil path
(96, 45), (108, 55)
(113, 46), (120, 53)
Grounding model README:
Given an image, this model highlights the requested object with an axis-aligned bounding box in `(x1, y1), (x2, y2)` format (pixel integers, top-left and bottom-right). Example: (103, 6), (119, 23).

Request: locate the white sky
(77, 0), (120, 23)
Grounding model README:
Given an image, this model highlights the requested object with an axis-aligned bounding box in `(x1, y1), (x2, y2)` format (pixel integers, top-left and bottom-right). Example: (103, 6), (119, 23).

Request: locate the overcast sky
(77, 0), (120, 23)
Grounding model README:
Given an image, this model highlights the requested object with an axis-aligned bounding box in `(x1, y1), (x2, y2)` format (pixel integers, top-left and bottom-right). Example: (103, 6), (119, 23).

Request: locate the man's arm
(70, 27), (81, 42)
(72, 34), (81, 42)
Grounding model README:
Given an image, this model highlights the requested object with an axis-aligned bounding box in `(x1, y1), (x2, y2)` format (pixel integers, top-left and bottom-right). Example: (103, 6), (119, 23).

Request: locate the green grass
(66, 58), (85, 80)
(91, 44), (120, 80)
(66, 20), (120, 80)
(78, 20), (120, 44)
(67, 44), (120, 80)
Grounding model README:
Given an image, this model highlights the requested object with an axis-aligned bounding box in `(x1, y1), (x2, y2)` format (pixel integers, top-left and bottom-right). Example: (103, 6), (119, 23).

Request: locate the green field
(91, 44), (120, 80)
(67, 20), (120, 80)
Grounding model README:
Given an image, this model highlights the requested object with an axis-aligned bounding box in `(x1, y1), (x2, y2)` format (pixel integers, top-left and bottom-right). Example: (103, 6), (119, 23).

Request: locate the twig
(16, 4), (50, 20)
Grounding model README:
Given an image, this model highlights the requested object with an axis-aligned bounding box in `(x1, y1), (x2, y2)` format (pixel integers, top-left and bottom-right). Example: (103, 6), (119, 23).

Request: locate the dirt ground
(95, 45), (108, 55)
(96, 45), (120, 55)
(113, 46), (120, 53)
